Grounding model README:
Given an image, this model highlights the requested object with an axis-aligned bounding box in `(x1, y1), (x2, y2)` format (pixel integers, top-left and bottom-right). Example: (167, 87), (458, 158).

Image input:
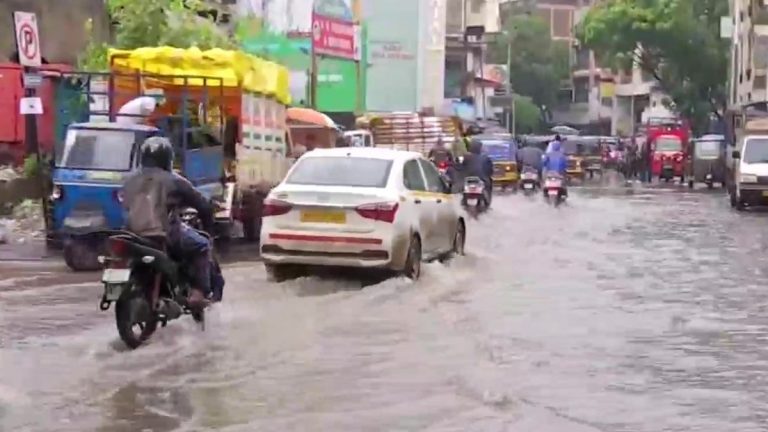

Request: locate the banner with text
(311, 12), (360, 61)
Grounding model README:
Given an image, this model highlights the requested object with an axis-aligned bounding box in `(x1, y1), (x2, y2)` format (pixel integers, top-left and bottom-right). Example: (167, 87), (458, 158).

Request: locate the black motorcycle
(98, 211), (222, 349)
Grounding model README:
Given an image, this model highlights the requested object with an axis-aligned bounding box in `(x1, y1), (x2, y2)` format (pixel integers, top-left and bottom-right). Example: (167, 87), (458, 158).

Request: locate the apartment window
(601, 97), (612, 108)
(446, 0), (463, 34)
(574, 78), (589, 103)
(754, 74), (766, 90)
(575, 46), (590, 71)
(552, 8), (572, 39)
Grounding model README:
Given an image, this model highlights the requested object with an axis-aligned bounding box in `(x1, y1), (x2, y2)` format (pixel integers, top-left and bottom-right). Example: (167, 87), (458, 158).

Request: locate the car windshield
(286, 156), (393, 187)
(655, 136), (682, 152)
(743, 138), (768, 163)
(56, 128), (139, 171)
(695, 140), (722, 158)
(482, 141), (514, 161)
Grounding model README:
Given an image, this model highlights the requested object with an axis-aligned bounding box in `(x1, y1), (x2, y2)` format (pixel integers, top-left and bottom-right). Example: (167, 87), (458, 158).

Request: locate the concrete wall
(0, 0), (111, 65)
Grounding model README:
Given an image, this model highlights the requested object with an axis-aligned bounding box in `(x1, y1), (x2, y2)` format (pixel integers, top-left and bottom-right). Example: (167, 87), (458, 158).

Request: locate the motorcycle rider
(428, 136), (455, 165)
(546, 134), (563, 154)
(459, 140), (494, 206)
(122, 136), (217, 308)
(542, 140), (569, 197)
(517, 142), (545, 180)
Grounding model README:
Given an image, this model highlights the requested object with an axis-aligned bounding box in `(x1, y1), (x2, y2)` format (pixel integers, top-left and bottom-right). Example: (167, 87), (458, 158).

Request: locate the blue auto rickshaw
(51, 122), (160, 270)
(51, 70), (228, 271)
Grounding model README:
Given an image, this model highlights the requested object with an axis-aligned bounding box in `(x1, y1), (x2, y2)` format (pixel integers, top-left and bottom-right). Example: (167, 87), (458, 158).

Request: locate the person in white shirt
(116, 96), (160, 125)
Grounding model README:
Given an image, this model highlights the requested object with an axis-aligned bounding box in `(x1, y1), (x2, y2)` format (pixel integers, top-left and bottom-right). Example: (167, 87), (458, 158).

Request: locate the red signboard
(311, 12), (359, 61)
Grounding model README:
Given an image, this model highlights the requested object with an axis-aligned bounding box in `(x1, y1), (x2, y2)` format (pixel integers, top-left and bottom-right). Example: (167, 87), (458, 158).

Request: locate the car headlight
(740, 174), (758, 183)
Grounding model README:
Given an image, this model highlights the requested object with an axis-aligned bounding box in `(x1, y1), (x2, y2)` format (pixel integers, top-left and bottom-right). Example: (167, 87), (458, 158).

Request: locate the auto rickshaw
(687, 134), (727, 189)
(562, 138), (586, 180)
(651, 133), (686, 182)
(581, 136), (604, 179)
(474, 134), (519, 191)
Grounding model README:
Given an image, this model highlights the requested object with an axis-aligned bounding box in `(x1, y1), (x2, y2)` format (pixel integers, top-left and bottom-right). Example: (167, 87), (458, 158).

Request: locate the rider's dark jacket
(122, 167), (214, 239)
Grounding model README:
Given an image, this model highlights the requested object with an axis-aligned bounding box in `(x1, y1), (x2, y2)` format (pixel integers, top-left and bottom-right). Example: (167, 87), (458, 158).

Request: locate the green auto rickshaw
(687, 134), (727, 189)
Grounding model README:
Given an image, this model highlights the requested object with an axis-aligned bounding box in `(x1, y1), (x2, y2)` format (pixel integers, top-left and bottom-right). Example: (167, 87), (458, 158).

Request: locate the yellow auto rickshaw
(473, 134), (519, 190)
(562, 138), (586, 180)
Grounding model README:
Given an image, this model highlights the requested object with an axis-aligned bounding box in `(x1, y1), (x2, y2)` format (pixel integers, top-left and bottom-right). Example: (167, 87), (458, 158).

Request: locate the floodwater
(2, 180), (768, 431)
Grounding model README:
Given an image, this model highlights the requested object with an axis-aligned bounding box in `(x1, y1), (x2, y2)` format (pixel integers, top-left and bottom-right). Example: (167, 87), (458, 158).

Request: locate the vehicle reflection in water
(3, 180), (768, 431)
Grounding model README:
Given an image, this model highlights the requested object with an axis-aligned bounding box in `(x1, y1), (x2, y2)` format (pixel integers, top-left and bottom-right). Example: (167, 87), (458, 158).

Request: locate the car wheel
(265, 263), (293, 283)
(403, 236), (422, 281)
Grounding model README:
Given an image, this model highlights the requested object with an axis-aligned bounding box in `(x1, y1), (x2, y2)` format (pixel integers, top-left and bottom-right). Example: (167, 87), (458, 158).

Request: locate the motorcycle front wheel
(115, 286), (158, 349)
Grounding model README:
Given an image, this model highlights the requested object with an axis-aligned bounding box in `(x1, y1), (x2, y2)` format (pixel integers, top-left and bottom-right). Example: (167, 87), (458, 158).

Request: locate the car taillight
(113, 189), (124, 203)
(355, 202), (398, 223)
(263, 198), (292, 217)
(438, 161), (448, 169)
(505, 165), (512, 171)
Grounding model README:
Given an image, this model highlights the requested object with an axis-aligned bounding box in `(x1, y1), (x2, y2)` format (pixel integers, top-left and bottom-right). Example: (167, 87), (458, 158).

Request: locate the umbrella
(287, 107), (337, 128)
(551, 125), (580, 136)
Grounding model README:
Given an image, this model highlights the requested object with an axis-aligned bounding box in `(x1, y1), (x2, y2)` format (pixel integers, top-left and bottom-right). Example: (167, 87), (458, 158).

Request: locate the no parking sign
(13, 11), (41, 68)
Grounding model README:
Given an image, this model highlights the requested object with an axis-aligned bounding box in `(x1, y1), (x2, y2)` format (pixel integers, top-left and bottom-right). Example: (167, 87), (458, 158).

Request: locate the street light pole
(506, 37), (513, 134)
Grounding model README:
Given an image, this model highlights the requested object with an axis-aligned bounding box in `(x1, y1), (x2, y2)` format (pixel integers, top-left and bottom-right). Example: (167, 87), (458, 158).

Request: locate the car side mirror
(732, 150), (741, 159)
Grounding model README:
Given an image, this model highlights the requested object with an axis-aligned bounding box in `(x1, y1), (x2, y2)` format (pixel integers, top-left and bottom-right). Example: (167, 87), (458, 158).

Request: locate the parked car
(260, 147), (467, 281)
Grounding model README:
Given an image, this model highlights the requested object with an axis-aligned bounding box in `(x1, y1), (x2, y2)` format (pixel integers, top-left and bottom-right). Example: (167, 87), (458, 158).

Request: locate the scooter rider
(542, 140), (569, 196)
(517, 143), (545, 180)
(122, 136), (217, 308)
(459, 140), (494, 206)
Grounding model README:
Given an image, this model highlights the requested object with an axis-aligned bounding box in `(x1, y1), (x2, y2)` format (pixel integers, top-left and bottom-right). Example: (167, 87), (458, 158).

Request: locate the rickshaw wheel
(688, 180), (694, 189)
(64, 239), (102, 272)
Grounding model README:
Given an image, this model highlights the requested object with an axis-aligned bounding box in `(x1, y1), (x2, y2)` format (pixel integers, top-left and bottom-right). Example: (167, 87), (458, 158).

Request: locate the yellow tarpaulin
(108, 46), (291, 105)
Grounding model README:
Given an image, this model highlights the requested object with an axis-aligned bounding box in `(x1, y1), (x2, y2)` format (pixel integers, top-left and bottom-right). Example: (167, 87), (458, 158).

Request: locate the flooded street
(3, 181), (768, 431)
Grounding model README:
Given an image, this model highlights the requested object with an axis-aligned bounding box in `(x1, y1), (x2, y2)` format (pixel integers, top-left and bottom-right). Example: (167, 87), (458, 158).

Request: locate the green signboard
(240, 21), (363, 113)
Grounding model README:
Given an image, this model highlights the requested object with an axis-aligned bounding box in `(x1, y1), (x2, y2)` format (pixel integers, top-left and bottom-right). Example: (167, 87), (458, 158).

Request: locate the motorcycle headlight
(740, 174), (758, 183)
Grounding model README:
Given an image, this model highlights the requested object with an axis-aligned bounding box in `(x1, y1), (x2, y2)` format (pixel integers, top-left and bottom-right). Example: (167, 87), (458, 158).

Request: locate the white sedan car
(260, 147), (466, 281)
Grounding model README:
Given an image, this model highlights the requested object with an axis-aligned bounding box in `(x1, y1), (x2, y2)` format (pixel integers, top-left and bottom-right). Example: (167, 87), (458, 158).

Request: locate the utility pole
(353, 0), (363, 114)
(506, 37), (513, 133)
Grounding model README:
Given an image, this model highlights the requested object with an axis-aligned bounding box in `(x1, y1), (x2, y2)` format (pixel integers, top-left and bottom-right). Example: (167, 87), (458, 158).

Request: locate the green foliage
(489, 15), (571, 109)
(78, 0), (238, 70)
(513, 95), (542, 134)
(577, 0), (729, 133)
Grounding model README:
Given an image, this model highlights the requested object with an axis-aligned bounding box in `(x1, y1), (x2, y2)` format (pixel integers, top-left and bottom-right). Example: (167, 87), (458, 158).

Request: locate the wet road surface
(2, 180), (768, 431)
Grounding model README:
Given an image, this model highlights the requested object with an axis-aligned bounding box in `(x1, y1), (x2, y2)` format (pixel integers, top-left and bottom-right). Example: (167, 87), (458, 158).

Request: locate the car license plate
(523, 183), (533, 189)
(466, 198), (477, 206)
(548, 189), (558, 197)
(300, 210), (347, 224)
(102, 268), (131, 283)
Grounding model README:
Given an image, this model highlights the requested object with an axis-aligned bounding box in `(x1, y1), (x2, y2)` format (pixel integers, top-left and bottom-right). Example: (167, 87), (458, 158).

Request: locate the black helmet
(555, 134), (562, 141)
(140, 136), (174, 171)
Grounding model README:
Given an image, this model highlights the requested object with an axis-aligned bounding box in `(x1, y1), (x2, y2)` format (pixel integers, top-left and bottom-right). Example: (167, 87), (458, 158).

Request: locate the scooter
(462, 176), (488, 216)
(543, 173), (567, 206)
(520, 166), (540, 196)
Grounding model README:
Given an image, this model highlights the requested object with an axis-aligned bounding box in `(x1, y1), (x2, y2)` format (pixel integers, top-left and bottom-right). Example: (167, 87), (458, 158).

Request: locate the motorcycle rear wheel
(115, 287), (158, 349)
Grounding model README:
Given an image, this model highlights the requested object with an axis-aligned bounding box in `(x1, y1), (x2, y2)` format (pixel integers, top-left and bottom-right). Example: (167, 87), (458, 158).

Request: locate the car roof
(301, 147), (422, 161)
(69, 122), (159, 132)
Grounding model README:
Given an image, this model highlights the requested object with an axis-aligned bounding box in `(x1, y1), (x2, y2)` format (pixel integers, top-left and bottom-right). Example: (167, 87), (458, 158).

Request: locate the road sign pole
(13, 11), (49, 238)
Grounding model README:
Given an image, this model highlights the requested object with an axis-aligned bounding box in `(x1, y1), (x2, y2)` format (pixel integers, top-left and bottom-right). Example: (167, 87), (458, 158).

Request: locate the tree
(79, 0), (236, 70)
(489, 15), (571, 110)
(576, 0), (729, 133)
(512, 95), (542, 134)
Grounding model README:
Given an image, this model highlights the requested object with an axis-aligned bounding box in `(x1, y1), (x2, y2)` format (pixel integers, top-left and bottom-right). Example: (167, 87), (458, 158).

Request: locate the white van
(732, 134), (768, 209)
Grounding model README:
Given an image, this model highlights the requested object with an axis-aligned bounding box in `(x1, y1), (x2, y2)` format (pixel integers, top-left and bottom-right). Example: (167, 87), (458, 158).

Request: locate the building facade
(727, 0), (768, 109)
(444, 0), (501, 120)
